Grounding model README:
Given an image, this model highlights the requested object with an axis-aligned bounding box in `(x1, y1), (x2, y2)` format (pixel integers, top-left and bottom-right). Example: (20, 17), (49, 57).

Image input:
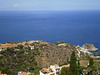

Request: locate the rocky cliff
(82, 43), (98, 51)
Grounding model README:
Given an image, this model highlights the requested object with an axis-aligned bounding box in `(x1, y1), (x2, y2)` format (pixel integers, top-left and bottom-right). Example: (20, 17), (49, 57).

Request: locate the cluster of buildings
(40, 64), (69, 75)
(76, 45), (92, 57)
(0, 48), (5, 52)
(57, 43), (66, 46)
(76, 46), (100, 59)
(0, 64), (69, 75)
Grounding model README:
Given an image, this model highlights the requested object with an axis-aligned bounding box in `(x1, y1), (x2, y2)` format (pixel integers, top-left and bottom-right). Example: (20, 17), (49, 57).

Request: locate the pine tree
(70, 50), (78, 75)
(60, 67), (70, 75)
(78, 60), (80, 66)
(78, 60), (82, 75)
(89, 58), (94, 67)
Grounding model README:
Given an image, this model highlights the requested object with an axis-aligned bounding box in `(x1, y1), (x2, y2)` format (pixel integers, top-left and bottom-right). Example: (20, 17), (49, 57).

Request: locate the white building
(49, 64), (61, 75)
(40, 64), (69, 75)
(58, 43), (66, 46)
(40, 68), (55, 75)
(0, 49), (5, 52)
(0, 49), (2, 51)
(29, 46), (34, 50)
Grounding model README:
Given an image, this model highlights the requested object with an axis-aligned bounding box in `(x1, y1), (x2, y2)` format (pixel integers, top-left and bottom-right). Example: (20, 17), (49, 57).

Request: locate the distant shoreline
(0, 40), (98, 53)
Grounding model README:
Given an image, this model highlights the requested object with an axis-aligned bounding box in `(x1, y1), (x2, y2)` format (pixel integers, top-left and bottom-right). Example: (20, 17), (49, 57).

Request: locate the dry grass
(80, 60), (89, 67)
(0, 41), (29, 49)
(0, 42), (24, 49)
(0, 40), (49, 49)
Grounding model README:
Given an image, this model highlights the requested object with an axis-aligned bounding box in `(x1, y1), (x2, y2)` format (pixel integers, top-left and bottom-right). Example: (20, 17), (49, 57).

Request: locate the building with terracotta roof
(40, 64), (70, 75)
(40, 68), (52, 75)
(62, 64), (70, 68)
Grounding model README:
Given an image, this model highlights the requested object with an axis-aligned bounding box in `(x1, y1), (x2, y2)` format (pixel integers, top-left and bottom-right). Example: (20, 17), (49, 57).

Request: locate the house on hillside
(0, 48), (5, 52)
(29, 46), (34, 50)
(40, 64), (69, 75)
(40, 68), (55, 75)
(58, 43), (66, 46)
(49, 64), (60, 75)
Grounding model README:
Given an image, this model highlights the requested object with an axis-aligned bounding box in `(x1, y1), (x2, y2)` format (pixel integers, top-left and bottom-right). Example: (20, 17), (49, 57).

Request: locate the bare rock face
(82, 43), (98, 51)
(35, 44), (75, 68)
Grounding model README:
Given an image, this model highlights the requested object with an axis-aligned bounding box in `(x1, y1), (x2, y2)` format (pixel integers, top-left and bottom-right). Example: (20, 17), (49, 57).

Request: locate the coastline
(0, 40), (99, 54)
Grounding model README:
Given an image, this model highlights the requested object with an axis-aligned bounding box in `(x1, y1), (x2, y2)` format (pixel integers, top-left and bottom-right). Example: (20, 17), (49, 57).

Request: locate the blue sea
(0, 10), (100, 52)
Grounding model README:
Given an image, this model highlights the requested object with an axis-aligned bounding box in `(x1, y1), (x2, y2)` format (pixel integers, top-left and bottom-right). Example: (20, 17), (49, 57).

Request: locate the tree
(70, 50), (78, 75)
(78, 60), (83, 75)
(0, 67), (13, 75)
(78, 60), (80, 66)
(89, 58), (94, 67)
(55, 41), (66, 45)
(1, 67), (7, 74)
(17, 45), (23, 49)
(60, 67), (70, 75)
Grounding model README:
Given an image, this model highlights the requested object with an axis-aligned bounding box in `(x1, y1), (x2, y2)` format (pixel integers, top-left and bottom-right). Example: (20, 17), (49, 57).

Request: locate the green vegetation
(59, 61), (69, 66)
(60, 67), (70, 75)
(25, 43), (28, 45)
(0, 45), (40, 75)
(70, 50), (79, 75)
(94, 52), (100, 56)
(7, 41), (17, 44)
(88, 58), (94, 67)
(55, 41), (66, 45)
(26, 40), (29, 42)
(40, 44), (47, 48)
(77, 60), (83, 74)
(7, 41), (12, 43)
(17, 45), (23, 49)
(0, 40), (78, 75)
(1, 40), (100, 75)
(60, 50), (80, 75)
(30, 42), (40, 46)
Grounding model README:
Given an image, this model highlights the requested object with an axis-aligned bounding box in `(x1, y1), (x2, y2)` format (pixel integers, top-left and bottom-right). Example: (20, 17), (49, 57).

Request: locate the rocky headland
(82, 43), (98, 51)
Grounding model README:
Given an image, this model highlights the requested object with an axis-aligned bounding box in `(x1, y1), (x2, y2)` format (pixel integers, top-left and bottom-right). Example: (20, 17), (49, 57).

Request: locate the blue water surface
(0, 10), (100, 52)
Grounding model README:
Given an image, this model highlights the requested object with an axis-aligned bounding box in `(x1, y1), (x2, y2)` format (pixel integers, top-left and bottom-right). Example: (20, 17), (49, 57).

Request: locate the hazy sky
(0, 0), (100, 11)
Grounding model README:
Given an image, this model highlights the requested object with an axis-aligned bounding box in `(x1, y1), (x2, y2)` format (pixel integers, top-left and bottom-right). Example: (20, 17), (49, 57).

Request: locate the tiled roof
(43, 68), (50, 72)
(63, 65), (69, 67)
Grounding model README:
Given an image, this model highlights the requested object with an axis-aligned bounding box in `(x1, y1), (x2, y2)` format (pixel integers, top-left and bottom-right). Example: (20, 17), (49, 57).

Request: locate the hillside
(0, 40), (76, 74)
